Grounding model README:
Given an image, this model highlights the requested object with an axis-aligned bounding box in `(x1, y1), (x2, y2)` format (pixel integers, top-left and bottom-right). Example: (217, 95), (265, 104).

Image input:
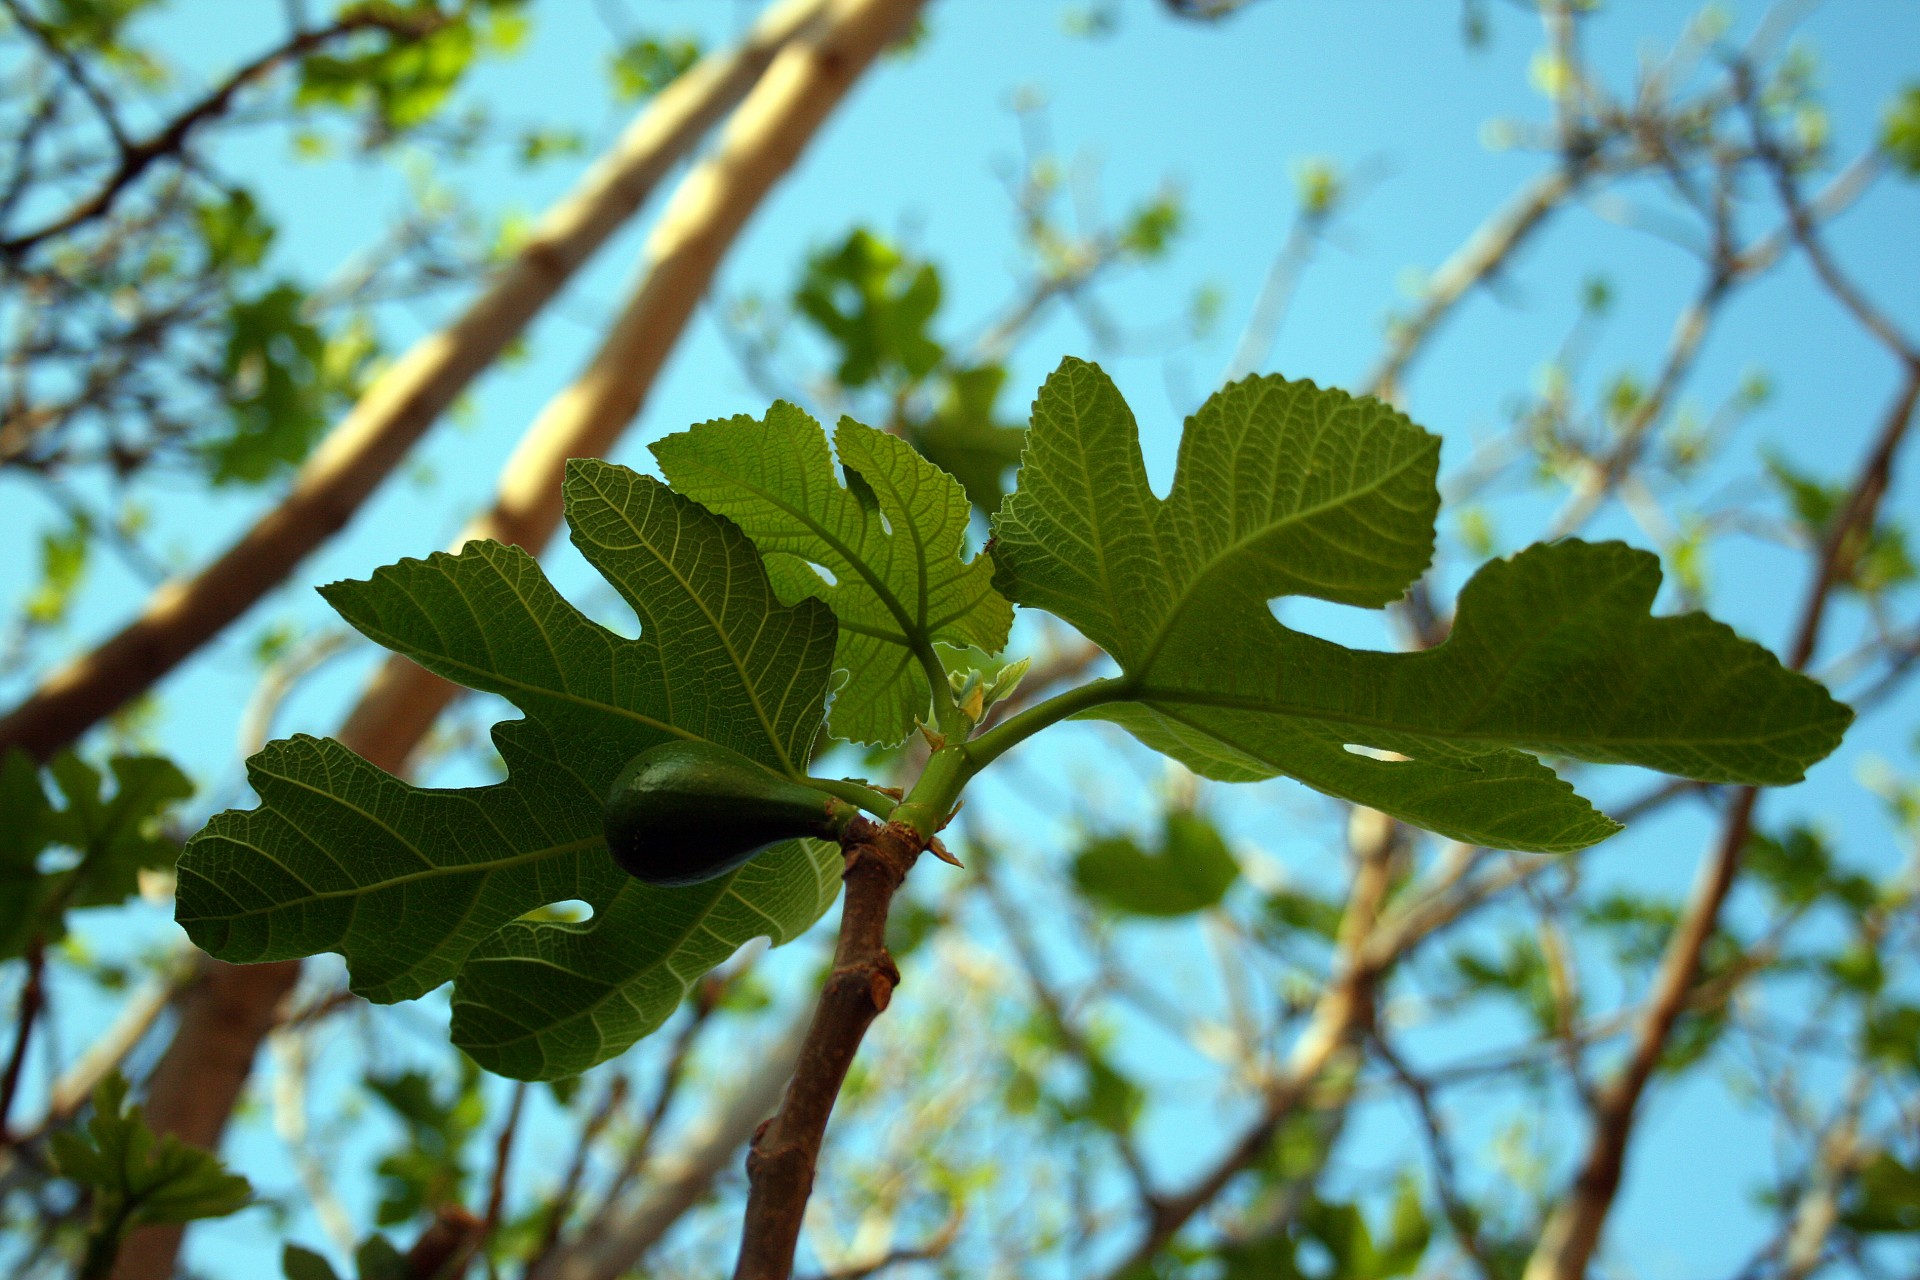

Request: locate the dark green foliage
(795, 228), (944, 389)
(176, 461), (845, 1080)
(0, 748), (192, 959)
(1072, 810), (1238, 916)
(909, 364), (1030, 514)
(992, 359), (1851, 851)
(365, 1062), (484, 1226)
(1214, 1184), (1429, 1280)
(282, 1237), (407, 1280)
(209, 283), (371, 485)
(51, 1075), (250, 1278)
(1844, 1153), (1920, 1233)
(180, 358), (1853, 1085)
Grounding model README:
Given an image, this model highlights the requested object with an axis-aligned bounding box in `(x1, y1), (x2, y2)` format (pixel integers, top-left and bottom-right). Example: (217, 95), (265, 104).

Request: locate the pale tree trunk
(0, 0), (830, 765)
(110, 1), (926, 1277)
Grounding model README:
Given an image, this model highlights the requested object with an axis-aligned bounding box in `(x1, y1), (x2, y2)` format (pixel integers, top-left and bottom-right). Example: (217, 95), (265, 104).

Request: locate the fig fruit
(603, 741), (848, 886)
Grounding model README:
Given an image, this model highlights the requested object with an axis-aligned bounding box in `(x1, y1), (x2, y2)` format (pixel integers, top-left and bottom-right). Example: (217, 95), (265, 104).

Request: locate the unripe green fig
(603, 741), (847, 886)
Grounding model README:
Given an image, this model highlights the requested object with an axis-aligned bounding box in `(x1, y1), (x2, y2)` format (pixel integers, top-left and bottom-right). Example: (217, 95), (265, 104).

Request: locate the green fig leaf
(1073, 810), (1238, 917)
(176, 459), (844, 1080)
(991, 358), (1852, 852)
(653, 402), (1011, 745)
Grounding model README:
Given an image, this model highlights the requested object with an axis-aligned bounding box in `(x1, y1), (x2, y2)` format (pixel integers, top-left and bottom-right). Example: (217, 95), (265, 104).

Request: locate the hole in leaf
(878, 511), (893, 535)
(1343, 743), (1410, 763)
(804, 560), (838, 587)
(518, 899), (594, 924)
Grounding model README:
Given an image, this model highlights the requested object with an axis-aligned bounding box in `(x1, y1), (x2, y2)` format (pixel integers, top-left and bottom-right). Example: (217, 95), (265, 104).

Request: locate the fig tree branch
(733, 818), (925, 1280)
(108, 4), (922, 1277)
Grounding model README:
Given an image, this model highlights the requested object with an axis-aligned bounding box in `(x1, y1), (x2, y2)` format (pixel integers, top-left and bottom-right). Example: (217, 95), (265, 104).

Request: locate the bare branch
(1523, 365), (1920, 1280)
(0, 8), (448, 258)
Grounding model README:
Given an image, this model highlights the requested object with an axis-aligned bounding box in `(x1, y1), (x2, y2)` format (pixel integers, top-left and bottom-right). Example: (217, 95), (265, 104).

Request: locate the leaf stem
(959, 675), (1133, 772)
(889, 745), (971, 839)
(800, 776), (901, 821)
(912, 636), (967, 741)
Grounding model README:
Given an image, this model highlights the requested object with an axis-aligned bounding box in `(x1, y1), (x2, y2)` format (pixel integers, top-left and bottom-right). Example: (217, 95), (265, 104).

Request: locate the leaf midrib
(576, 468), (804, 774)
(180, 834), (605, 914)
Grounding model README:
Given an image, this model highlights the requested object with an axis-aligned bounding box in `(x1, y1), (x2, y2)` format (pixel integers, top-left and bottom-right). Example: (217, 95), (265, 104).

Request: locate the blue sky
(4, 1), (1918, 1275)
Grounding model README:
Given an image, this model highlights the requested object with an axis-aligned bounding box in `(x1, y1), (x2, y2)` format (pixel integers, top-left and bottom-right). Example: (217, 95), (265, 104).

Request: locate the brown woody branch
(0, 941), (46, 1146)
(529, 1011), (813, 1280)
(733, 818), (925, 1280)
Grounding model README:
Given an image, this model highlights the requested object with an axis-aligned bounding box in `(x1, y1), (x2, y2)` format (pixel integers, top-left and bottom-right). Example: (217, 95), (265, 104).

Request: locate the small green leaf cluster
(608, 33), (701, 102)
(791, 228), (1029, 512)
(297, 1), (528, 139)
(50, 1075), (251, 1280)
(0, 748), (192, 959)
(1882, 84), (1920, 177)
(179, 357), (1850, 1081)
(364, 1062), (486, 1227)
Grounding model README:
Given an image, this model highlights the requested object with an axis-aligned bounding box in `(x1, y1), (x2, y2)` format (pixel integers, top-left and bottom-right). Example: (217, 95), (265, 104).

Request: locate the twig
(734, 818), (924, 1280)
(527, 1010), (812, 1280)
(590, 970), (729, 1226)
(976, 853), (1161, 1209)
(1362, 165), (1589, 402)
(0, 941), (47, 1144)
(1095, 816), (1398, 1278)
(402, 1206), (485, 1280)
(794, 1214), (962, 1280)
(483, 1081), (528, 1237)
(0, 9), (449, 258)
(1370, 1030), (1497, 1280)
(526, 1077), (628, 1267)
(0, 0), (835, 764)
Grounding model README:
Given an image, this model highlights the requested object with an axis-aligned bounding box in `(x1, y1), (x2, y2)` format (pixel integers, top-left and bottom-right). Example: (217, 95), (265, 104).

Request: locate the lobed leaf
(654, 402), (1011, 744)
(176, 460), (844, 1079)
(992, 359), (1852, 852)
